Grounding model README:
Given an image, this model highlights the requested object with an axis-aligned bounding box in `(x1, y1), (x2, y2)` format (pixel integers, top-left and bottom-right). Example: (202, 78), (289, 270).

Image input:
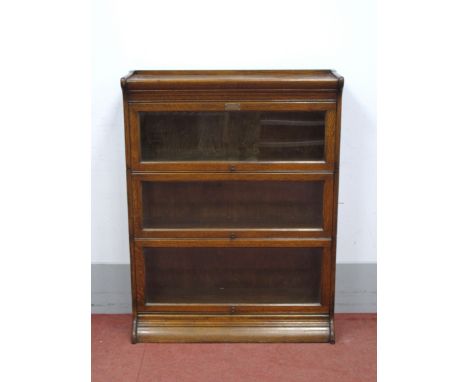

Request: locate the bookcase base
(134, 313), (332, 343)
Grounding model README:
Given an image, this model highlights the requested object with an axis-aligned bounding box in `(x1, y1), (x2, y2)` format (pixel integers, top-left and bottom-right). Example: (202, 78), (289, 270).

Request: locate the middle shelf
(130, 172), (334, 239)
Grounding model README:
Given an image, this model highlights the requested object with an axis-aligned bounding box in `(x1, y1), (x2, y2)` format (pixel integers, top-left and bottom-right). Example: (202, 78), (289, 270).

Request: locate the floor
(92, 314), (376, 382)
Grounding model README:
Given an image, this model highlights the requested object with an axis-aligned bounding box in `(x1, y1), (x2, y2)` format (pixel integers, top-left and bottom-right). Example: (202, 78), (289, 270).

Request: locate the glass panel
(142, 180), (323, 229)
(144, 247), (322, 304)
(139, 111), (325, 161)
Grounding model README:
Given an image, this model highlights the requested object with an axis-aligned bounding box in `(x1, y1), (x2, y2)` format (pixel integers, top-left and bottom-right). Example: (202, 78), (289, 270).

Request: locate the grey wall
(92, 263), (376, 314)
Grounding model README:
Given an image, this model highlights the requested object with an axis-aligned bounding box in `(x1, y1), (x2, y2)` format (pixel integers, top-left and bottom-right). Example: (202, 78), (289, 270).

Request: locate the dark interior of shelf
(144, 247), (323, 304)
(139, 111), (325, 161)
(142, 180), (324, 229)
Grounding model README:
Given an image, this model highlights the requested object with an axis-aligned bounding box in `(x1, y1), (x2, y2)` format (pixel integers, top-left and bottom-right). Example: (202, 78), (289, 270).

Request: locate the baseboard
(334, 263), (377, 313)
(91, 263), (376, 314)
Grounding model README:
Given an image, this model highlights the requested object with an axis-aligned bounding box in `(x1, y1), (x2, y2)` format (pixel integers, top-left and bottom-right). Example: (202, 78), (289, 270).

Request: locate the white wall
(92, 0), (376, 264)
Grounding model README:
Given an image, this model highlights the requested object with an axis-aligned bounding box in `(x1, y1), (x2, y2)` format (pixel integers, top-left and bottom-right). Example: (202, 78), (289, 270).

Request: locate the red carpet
(92, 314), (376, 382)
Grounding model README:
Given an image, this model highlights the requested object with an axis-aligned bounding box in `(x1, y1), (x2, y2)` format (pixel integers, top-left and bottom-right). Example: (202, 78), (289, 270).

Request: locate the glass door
(132, 173), (333, 238)
(134, 239), (332, 314)
(129, 102), (336, 172)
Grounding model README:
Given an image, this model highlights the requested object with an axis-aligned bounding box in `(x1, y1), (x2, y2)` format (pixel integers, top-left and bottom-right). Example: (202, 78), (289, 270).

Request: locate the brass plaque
(224, 103), (241, 111)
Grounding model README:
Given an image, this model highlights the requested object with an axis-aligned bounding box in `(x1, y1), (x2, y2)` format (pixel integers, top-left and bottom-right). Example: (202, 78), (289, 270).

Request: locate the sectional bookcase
(121, 70), (344, 343)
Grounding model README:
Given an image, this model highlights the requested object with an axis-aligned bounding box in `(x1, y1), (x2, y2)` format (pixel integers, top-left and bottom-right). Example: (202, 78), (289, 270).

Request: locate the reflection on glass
(139, 111), (325, 161)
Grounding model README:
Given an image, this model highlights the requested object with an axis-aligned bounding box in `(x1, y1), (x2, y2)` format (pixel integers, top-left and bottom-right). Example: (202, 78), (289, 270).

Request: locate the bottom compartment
(133, 239), (333, 342)
(143, 247), (323, 304)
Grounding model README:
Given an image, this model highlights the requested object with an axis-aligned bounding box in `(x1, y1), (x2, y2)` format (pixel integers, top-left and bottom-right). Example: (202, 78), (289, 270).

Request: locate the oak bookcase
(121, 70), (344, 343)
